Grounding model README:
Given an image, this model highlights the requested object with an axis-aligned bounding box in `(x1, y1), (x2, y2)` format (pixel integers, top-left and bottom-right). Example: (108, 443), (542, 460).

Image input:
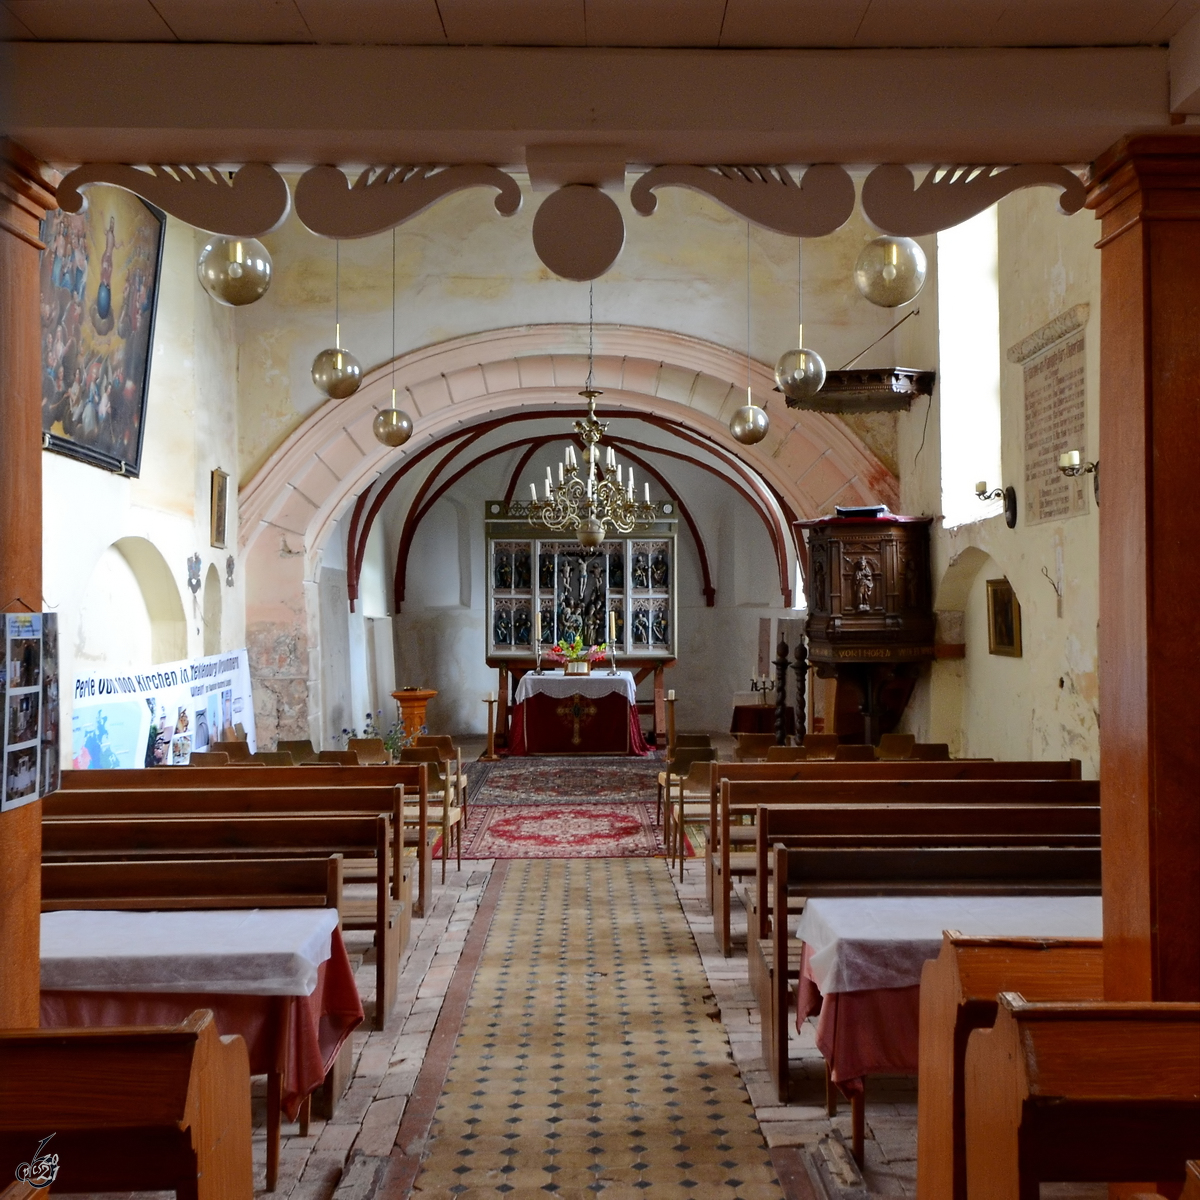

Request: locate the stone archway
(239, 324), (898, 744)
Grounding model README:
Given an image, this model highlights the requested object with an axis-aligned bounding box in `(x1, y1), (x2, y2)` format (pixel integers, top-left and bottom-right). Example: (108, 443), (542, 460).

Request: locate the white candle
(530, 483), (538, 502)
(617, 464), (623, 485)
(558, 462), (564, 483)
(608, 611), (617, 640)
(544, 480), (551, 500)
(566, 445), (576, 467)
(627, 467), (634, 492)
(667, 689), (676, 701)
(486, 691), (495, 703)
(535, 612), (542, 638)
(644, 482), (650, 503)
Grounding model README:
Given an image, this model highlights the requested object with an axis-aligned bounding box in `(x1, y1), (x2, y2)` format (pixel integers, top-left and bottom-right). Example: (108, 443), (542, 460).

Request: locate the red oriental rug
(459, 802), (666, 859)
(466, 755), (662, 807)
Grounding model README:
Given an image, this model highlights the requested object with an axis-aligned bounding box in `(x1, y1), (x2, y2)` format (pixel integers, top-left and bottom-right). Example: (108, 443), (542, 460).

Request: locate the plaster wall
(893, 190), (1100, 775)
(43, 217), (243, 759)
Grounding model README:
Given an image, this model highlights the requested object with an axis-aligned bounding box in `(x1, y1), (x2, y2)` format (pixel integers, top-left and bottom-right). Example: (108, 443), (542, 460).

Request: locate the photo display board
(70, 648), (257, 770)
(1, 613), (60, 811)
(484, 504), (678, 661)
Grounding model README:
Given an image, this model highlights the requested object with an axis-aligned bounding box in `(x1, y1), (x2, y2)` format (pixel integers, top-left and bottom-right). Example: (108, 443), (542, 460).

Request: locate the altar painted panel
(484, 505), (677, 661)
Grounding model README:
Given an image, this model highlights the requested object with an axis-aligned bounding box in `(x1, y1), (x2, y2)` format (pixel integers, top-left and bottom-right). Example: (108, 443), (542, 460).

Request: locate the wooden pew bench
(714, 775), (1098, 955)
(965, 994), (1200, 1200)
(43, 811), (406, 1030)
(57, 764), (438, 916)
(917, 932), (1104, 1200)
(40, 855), (358, 1191)
(762, 833), (1102, 1161)
(0, 1009), (251, 1200)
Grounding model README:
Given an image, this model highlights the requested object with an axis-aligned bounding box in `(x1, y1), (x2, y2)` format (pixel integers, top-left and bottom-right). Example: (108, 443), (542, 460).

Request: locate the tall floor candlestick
(482, 696), (500, 761)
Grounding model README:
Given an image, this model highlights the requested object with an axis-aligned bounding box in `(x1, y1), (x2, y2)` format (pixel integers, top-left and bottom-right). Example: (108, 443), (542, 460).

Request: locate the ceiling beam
(9, 44), (1168, 166)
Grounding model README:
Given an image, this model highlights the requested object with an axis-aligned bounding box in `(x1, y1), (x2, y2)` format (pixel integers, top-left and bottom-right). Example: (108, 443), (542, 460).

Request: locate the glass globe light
(854, 236), (927, 308)
(730, 403), (770, 445)
(197, 236), (272, 306)
(373, 407), (413, 447)
(312, 347), (363, 400)
(577, 516), (605, 549)
(775, 347), (827, 403)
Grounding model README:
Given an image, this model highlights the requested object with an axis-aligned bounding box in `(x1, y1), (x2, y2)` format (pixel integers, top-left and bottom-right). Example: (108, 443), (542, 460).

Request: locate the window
(938, 205), (1001, 528)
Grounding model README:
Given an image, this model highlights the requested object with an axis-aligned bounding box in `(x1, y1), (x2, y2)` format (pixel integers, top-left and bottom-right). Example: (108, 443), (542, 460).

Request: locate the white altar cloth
(515, 668), (637, 706)
(40, 908), (339, 996)
(797, 895), (1103, 995)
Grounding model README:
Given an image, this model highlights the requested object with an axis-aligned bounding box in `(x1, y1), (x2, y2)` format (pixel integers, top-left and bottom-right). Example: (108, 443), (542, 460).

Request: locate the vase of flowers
(545, 635), (608, 676)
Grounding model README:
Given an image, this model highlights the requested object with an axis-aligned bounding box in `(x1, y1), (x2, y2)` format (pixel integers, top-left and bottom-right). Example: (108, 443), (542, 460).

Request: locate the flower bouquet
(545, 635), (609, 676)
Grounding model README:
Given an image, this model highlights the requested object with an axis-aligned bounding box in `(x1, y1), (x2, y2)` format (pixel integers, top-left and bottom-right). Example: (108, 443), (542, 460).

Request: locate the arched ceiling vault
(239, 325), (899, 585)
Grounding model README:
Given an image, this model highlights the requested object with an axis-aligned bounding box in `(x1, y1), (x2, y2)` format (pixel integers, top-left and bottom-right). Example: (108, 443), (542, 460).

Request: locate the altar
(507, 669), (652, 756)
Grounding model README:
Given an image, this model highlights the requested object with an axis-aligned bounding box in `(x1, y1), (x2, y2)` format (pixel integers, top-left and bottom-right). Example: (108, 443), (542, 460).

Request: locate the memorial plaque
(1018, 319), (1089, 525)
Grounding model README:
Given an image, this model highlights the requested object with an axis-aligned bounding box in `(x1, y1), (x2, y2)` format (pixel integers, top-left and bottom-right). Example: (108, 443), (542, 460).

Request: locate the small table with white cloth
(40, 908), (363, 1191)
(795, 895), (1104, 1092)
(507, 669), (651, 755)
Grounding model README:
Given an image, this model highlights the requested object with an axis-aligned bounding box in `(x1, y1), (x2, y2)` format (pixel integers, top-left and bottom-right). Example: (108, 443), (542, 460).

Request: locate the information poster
(71, 648), (256, 770)
(1, 613), (60, 811)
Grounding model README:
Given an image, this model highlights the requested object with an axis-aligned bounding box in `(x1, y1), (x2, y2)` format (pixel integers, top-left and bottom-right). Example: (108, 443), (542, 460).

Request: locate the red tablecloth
(508, 691), (652, 756)
(41, 927), (363, 1120)
(796, 941), (920, 1098)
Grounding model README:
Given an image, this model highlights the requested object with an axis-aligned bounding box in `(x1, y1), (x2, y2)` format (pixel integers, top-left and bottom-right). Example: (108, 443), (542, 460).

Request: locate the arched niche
(112, 536), (187, 664)
(202, 563), (222, 656)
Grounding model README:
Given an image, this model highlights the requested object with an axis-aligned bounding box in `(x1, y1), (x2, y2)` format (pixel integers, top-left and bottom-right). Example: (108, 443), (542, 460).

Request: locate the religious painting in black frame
(39, 185), (166, 476)
(986, 578), (1022, 657)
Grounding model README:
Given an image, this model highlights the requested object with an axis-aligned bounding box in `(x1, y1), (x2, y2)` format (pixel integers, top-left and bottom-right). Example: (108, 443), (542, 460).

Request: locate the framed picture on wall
(39, 184), (166, 476)
(210, 468), (229, 549)
(986, 578), (1022, 657)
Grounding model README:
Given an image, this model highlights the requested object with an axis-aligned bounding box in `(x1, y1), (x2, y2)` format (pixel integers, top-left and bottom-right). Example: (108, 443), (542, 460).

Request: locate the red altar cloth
(508, 691), (652, 756)
(796, 941), (919, 1098)
(41, 928), (363, 1120)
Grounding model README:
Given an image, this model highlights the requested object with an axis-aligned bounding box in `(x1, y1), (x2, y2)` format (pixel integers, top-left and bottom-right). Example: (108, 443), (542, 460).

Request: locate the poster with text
(1, 613), (55, 811)
(71, 648), (256, 770)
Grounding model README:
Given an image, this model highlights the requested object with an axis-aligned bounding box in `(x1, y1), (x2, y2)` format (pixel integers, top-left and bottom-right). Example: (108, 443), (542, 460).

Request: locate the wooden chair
(186, 751), (231, 766)
(317, 749), (359, 765)
(413, 736), (468, 816)
(735, 732), (777, 761)
(667, 754), (718, 875)
(348, 737), (389, 765)
(400, 748), (463, 881)
(917, 932), (1104, 1200)
(912, 742), (952, 760)
(657, 744), (717, 827)
(0, 1009), (252, 1200)
(964, 994), (1200, 1200)
(834, 744), (877, 761)
(766, 745), (807, 761)
(251, 751), (294, 765)
(277, 739), (319, 764)
(216, 740), (253, 761)
(798, 733), (839, 759)
(877, 732), (916, 760)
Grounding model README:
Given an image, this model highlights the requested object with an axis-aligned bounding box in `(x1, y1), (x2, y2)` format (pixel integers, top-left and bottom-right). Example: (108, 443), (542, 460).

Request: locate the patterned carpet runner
(460, 757), (667, 859)
(413, 858), (782, 1198)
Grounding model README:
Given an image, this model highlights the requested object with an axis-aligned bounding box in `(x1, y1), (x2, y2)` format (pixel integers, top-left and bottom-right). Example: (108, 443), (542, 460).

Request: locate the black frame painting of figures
(39, 185), (166, 476)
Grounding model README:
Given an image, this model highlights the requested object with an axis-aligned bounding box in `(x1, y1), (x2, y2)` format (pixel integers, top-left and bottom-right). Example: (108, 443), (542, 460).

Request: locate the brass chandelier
(517, 286), (658, 548)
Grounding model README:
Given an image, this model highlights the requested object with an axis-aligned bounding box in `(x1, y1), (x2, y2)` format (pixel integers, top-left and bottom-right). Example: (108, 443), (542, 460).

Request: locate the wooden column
(1087, 131), (1200, 1002)
(0, 140), (54, 1029)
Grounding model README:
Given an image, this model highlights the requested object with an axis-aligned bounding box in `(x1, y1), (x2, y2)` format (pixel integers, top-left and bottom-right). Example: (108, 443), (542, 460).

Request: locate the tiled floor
(414, 858), (784, 1199)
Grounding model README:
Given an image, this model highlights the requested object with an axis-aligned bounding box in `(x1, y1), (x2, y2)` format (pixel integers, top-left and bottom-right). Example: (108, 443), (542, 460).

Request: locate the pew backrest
(44, 784), (404, 817)
(59, 763), (428, 793)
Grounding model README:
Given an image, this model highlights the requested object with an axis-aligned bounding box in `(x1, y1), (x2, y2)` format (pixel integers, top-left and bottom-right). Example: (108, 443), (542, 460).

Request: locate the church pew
(916, 932), (1104, 1200)
(42, 813), (406, 1029)
(704, 759), (1082, 914)
(964, 994), (1200, 1200)
(755, 808), (1102, 1108)
(0, 1008), (251, 1200)
(714, 776), (1098, 955)
(47, 778), (431, 919)
(57, 765), (437, 915)
(41, 855), (342, 1191)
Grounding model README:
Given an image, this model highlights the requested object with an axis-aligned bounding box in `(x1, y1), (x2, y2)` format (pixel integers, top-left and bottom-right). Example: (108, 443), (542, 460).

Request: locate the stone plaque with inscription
(1008, 305), (1090, 525)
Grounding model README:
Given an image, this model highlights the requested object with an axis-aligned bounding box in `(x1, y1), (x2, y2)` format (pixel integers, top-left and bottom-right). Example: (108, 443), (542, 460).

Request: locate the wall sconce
(975, 481), (1018, 529)
(1057, 450), (1099, 505)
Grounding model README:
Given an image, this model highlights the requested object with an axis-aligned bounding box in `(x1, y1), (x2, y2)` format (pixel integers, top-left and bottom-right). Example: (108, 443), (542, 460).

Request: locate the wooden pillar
(0, 140), (54, 1029)
(1087, 131), (1200, 1002)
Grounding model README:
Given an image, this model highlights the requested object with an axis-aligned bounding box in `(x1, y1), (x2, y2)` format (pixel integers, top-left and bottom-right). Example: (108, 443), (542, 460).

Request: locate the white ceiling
(3, 0), (1197, 47)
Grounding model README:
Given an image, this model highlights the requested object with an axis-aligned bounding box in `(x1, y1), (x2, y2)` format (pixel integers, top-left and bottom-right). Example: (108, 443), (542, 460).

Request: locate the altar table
(794, 895), (1103, 1091)
(508, 669), (651, 756)
(40, 907), (363, 1187)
